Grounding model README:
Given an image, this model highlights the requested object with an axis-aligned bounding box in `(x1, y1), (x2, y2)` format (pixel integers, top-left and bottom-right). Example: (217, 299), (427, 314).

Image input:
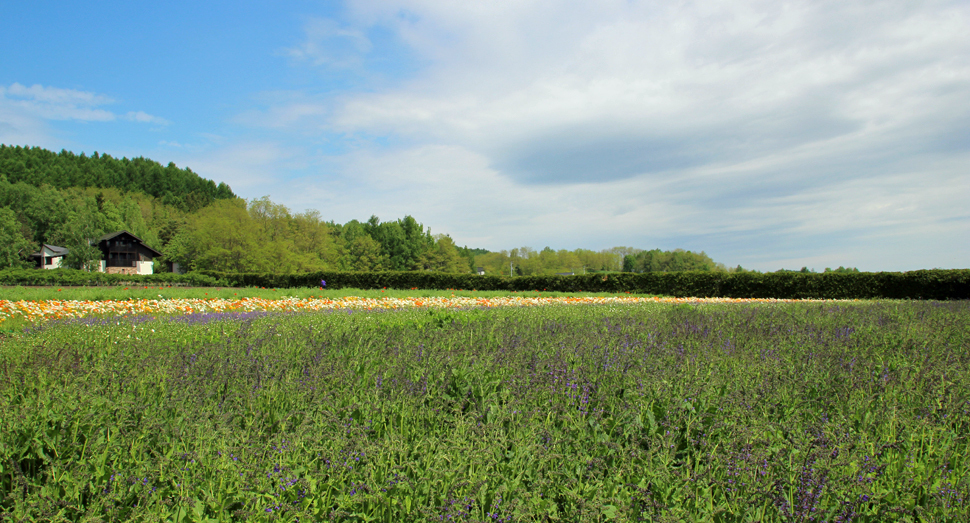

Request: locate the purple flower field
(1, 301), (968, 521)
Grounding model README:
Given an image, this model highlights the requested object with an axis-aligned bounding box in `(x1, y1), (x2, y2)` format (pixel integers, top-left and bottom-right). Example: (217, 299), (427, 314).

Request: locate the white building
(31, 244), (69, 269)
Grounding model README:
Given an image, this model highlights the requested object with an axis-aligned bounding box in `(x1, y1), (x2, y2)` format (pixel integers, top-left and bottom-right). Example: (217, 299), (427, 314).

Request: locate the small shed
(31, 244), (70, 269)
(97, 231), (162, 275)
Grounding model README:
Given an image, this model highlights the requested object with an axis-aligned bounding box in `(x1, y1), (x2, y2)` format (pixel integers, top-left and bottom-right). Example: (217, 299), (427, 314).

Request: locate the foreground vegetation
(2, 301), (969, 521)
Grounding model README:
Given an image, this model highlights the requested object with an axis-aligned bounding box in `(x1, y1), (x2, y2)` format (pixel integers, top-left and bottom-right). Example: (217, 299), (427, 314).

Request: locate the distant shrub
(5, 266), (966, 299)
(0, 268), (224, 287)
(195, 269), (970, 300)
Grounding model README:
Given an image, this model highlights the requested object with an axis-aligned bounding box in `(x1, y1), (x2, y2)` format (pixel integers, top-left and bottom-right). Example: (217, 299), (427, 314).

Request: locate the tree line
(0, 171), (736, 275)
(473, 245), (748, 276)
(163, 197), (475, 274)
(0, 174), (466, 274)
(0, 145), (235, 213)
(0, 178), (180, 271)
(3, 145), (863, 276)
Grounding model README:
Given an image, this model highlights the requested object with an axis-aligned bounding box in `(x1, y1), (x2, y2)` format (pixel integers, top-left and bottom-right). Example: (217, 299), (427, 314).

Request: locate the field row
(0, 294), (853, 326)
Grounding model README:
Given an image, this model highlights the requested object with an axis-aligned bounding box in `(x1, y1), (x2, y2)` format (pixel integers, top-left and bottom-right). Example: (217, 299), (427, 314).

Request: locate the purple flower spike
(321, 280), (327, 288)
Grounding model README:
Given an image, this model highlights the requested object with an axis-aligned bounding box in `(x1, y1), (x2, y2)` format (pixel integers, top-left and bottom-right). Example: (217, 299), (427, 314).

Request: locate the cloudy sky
(2, 1), (968, 271)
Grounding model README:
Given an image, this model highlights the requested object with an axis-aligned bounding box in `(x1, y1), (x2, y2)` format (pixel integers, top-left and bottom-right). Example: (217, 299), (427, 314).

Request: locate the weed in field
(1, 301), (968, 521)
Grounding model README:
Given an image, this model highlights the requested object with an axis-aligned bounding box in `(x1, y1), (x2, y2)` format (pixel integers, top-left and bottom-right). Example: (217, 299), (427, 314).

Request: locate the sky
(1, 0), (968, 272)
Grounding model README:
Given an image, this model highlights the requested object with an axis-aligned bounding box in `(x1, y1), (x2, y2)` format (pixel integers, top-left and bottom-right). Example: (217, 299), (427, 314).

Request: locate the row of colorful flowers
(0, 295), (854, 325)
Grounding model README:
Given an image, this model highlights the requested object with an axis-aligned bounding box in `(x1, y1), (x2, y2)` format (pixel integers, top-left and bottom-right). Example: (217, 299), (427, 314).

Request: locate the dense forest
(0, 145), (235, 212)
(3, 145), (852, 276)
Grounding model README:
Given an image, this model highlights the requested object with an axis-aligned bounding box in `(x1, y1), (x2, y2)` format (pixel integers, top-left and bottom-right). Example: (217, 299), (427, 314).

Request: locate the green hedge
(2, 268), (966, 300)
(0, 268), (224, 287)
(196, 269), (970, 300)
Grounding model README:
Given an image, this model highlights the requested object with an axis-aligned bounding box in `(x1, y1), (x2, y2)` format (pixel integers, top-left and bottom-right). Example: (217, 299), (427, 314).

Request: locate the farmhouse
(96, 230), (162, 275)
(31, 244), (70, 269)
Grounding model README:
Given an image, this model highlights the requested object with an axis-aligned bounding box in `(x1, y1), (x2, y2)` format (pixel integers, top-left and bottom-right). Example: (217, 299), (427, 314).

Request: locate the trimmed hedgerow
(0, 268), (224, 287)
(196, 269), (970, 300)
(4, 267), (967, 300)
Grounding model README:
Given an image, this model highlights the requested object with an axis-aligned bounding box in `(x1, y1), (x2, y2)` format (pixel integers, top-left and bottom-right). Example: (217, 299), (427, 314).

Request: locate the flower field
(1, 296), (968, 521)
(0, 294), (848, 327)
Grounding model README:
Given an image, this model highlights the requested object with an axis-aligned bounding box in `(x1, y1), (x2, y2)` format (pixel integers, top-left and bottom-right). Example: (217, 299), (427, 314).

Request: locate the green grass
(2, 301), (968, 521)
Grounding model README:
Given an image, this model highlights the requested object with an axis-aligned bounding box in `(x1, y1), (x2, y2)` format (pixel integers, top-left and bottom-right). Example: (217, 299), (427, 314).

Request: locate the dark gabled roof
(98, 230), (163, 257)
(99, 230), (136, 242)
(31, 244), (70, 257)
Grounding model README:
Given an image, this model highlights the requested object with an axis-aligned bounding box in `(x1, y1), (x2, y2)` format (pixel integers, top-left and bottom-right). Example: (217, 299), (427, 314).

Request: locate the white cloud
(207, 1), (970, 270)
(124, 111), (170, 125)
(0, 83), (169, 125)
(0, 83), (115, 122)
(283, 18), (372, 68)
(164, 141), (309, 195)
(266, 144), (690, 250)
(0, 104), (52, 148)
(233, 91), (331, 130)
(329, 0), (970, 186)
(4, 82), (114, 109)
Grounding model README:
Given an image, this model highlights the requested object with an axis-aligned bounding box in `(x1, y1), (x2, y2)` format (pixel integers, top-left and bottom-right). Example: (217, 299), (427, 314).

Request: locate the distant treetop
(0, 144), (235, 212)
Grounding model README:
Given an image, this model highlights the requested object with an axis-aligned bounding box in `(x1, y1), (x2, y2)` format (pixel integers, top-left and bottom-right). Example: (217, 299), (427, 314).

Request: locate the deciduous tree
(0, 207), (34, 268)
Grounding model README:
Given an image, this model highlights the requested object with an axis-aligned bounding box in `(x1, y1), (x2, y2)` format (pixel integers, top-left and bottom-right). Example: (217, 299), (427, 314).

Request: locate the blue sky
(2, 0), (968, 271)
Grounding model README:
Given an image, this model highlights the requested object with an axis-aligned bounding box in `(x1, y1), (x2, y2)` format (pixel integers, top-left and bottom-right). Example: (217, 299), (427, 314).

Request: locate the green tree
(456, 245), (488, 273)
(0, 144), (237, 213)
(346, 235), (386, 271)
(165, 199), (264, 273)
(291, 210), (342, 271)
(248, 196), (292, 242)
(53, 198), (106, 271)
(509, 247), (531, 275)
(574, 249), (611, 272)
(365, 215), (434, 271)
(824, 266), (859, 273)
(474, 251), (511, 276)
(340, 220), (385, 271)
(0, 207), (35, 268)
(557, 249), (582, 274)
(415, 235), (467, 273)
(0, 180), (71, 245)
(117, 196), (161, 249)
(623, 248), (718, 273)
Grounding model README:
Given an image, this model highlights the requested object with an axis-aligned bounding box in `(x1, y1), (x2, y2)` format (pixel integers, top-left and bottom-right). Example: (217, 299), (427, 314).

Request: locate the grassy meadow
(1, 296), (969, 521)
